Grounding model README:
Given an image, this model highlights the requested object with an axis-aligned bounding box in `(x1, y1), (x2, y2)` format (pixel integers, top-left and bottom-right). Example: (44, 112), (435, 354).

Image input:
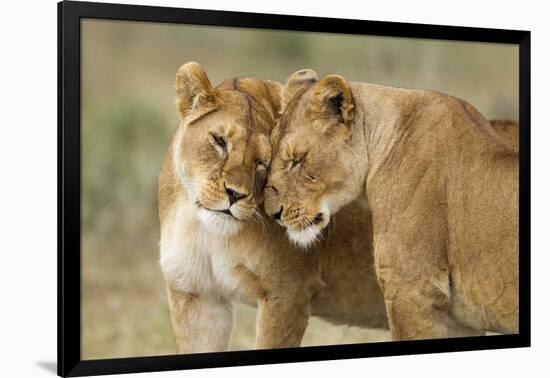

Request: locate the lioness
(158, 62), (387, 353)
(265, 69), (518, 340)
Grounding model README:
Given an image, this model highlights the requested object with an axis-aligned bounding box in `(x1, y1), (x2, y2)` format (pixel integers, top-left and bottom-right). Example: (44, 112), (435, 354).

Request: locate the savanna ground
(81, 19), (518, 359)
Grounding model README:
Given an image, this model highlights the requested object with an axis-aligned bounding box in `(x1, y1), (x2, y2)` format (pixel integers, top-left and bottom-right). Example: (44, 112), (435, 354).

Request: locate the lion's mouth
(287, 213), (325, 229)
(196, 200), (239, 221)
(312, 213), (324, 225)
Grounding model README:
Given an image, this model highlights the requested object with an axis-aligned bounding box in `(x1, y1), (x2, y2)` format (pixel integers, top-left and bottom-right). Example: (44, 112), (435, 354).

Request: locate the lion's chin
(196, 208), (242, 236)
(287, 226), (322, 249)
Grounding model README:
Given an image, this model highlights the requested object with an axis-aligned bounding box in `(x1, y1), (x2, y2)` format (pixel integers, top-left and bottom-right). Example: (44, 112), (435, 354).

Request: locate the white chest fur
(159, 201), (243, 298)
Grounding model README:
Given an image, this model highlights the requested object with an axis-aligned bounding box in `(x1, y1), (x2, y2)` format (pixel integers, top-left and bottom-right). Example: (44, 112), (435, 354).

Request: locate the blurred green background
(81, 18), (518, 360)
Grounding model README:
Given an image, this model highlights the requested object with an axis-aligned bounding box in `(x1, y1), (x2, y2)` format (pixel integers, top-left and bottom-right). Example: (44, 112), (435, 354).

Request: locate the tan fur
(159, 63), (387, 353)
(489, 119), (519, 152)
(265, 69), (518, 340)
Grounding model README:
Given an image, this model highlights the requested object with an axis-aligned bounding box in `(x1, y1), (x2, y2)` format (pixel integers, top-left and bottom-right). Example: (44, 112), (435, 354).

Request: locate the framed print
(58, 0), (530, 376)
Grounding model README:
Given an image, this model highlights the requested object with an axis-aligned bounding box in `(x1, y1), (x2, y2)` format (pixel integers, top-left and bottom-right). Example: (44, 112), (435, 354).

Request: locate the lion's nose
(224, 183), (247, 205)
(271, 206), (283, 220)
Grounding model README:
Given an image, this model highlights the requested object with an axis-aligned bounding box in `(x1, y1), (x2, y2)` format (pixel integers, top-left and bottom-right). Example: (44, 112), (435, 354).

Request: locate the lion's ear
(308, 75), (355, 129)
(282, 69), (318, 109)
(175, 62), (219, 121)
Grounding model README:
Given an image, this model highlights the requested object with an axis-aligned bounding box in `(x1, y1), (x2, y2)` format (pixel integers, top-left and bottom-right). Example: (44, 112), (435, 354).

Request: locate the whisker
(259, 212), (268, 234)
(251, 209), (268, 234)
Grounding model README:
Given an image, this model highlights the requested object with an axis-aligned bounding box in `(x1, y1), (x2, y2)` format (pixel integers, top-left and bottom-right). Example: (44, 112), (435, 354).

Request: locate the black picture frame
(58, 1), (531, 376)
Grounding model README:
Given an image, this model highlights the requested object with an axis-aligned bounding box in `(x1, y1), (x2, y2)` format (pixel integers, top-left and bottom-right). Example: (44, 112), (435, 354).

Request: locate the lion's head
(264, 69), (365, 248)
(172, 62), (281, 236)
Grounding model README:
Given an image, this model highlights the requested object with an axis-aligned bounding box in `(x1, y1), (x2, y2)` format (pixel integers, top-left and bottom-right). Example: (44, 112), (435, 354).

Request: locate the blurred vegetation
(81, 19), (518, 360)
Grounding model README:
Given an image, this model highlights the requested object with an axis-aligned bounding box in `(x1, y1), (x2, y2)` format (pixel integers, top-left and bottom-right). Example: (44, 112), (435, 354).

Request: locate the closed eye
(210, 133), (228, 157)
(212, 134), (227, 149)
(290, 156), (305, 169)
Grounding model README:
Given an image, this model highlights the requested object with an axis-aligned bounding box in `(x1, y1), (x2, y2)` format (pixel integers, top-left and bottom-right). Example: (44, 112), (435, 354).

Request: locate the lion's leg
(377, 259), (486, 340)
(382, 289), (485, 340)
(166, 284), (234, 353)
(374, 212), (458, 340)
(380, 276), (452, 340)
(255, 294), (310, 349)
